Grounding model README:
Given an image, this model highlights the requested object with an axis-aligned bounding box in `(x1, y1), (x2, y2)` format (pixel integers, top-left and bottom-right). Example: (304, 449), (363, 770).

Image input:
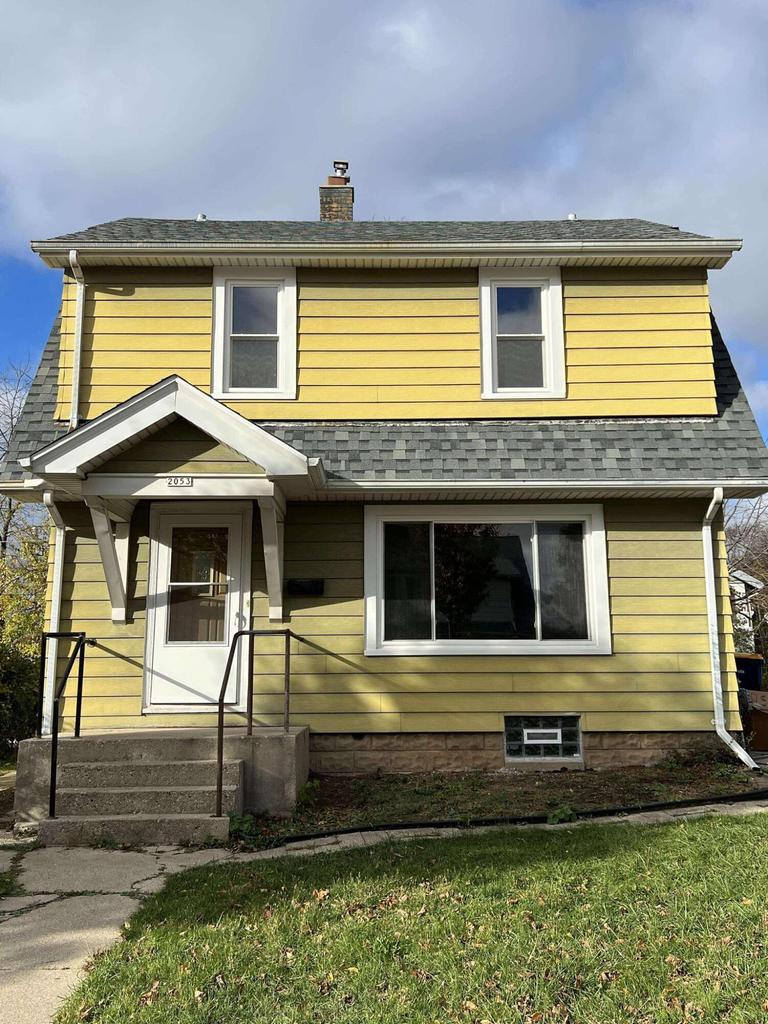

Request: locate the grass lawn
(59, 813), (768, 1023)
(231, 753), (766, 847)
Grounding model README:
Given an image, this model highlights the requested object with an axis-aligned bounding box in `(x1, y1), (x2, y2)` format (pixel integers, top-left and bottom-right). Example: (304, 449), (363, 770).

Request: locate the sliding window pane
(231, 338), (278, 389)
(496, 337), (543, 389)
(383, 523), (431, 640)
(434, 523), (535, 640)
(496, 286), (541, 334)
(538, 522), (588, 640)
(232, 285), (278, 335)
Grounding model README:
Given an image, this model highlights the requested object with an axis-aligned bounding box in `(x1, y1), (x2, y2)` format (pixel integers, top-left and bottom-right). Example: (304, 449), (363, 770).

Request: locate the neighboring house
(730, 569), (765, 649)
(4, 164), (768, 843)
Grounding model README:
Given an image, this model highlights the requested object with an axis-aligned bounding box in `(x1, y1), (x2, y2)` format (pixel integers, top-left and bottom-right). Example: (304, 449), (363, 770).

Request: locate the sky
(1, 0), (767, 434)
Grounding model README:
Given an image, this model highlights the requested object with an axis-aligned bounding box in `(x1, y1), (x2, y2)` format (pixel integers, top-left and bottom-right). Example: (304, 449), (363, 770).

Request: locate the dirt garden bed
(231, 751), (768, 847)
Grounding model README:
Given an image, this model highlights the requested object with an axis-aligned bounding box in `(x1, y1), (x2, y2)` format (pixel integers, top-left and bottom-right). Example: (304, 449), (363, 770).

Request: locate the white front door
(145, 503), (252, 709)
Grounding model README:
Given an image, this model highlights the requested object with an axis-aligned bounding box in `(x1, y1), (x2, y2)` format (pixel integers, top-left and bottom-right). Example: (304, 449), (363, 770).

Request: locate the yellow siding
(97, 419), (264, 475)
(56, 267), (716, 421)
(54, 498), (737, 736)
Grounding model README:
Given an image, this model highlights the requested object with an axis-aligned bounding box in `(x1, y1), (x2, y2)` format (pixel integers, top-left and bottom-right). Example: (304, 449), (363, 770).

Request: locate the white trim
(480, 269), (565, 399)
(325, 478), (768, 496)
(364, 503), (611, 657)
(86, 500), (129, 623)
(82, 474), (275, 499)
(31, 238), (743, 273)
(68, 250), (85, 429)
(25, 376), (309, 478)
(143, 500), (253, 712)
(701, 489), (757, 768)
(257, 491), (285, 622)
(42, 492), (66, 736)
(212, 267), (297, 400)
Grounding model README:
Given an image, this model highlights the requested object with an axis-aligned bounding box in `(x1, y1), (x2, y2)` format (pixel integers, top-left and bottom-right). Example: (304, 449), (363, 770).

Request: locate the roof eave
(30, 237), (742, 270)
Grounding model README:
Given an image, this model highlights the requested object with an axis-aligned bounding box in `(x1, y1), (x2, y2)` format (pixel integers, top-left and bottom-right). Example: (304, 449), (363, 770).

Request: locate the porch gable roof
(20, 376), (312, 481)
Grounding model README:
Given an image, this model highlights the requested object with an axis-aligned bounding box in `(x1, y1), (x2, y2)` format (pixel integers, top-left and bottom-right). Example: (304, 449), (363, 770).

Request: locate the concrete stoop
(13, 727), (310, 847)
(39, 813), (231, 846)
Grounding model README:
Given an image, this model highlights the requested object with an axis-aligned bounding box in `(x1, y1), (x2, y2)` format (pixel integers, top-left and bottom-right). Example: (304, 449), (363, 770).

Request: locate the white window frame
(364, 503), (611, 657)
(480, 268), (565, 399)
(212, 267), (297, 400)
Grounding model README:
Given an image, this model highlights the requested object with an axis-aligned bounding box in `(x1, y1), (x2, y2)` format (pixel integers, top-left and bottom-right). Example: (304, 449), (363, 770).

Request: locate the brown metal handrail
(38, 631), (96, 819)
(215, 628), (295, 817)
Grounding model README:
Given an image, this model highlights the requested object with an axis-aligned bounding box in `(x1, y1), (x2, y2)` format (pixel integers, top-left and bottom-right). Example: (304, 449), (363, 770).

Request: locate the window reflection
(434, 524), (536, 640)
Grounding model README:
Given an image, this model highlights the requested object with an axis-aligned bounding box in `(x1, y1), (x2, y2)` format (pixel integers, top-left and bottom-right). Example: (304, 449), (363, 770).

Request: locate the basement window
(213, 268), (297, 400)
(480, 269), (565, 399)
(504, 715), (581, 760)
(364, 504), (611, 656)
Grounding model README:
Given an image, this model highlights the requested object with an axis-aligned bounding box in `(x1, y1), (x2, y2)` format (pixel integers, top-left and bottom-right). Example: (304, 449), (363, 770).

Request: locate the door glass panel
(170, 528), (228, 584)
(167, 527), (229, 643)
(168, 585), (227, 642)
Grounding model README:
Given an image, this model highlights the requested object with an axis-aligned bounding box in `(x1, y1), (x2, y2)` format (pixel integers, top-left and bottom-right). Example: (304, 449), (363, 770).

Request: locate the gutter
(30, 237), (743, 270)
(702, 487), (758, 768)
(68, 249), (85, 431)
(323, 478), (768, 497)
(41, 491), (65, 735)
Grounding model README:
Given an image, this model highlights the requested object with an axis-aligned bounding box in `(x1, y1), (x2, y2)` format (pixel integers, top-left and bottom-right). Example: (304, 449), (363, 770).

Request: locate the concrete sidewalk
(2, 796), (768, 1023)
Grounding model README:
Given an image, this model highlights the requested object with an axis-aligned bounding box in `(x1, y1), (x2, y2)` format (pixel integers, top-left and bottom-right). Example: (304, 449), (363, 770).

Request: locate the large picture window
(480, 269), (565, 399)
(212, 268), (297, 400)
(365, 505), (610, 656)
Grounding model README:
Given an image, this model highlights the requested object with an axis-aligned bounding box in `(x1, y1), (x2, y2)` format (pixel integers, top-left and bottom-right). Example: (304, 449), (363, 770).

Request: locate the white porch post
(257, 487), (286, 622)
(85, 498), (133, 624)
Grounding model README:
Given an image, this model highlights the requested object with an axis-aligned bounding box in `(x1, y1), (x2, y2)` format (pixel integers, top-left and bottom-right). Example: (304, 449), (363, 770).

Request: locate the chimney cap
(333, 160), (349, 176)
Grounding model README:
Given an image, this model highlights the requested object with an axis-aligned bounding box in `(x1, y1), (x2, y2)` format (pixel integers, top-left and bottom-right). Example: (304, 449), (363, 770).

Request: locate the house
(730, 568), (765, 647)
(4, 164), (768, 844)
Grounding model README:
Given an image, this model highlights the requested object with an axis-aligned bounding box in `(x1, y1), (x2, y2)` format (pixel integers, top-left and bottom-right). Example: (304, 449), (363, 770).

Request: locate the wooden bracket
(257, 488), (286, 622)
(85, 498), (131, 623)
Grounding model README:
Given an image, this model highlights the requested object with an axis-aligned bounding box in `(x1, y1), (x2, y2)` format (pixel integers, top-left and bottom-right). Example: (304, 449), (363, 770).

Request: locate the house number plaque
(167, 476), (193, 488)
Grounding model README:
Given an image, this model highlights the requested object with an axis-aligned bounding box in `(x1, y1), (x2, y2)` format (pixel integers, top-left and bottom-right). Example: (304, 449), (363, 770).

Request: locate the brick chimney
(319, 160), (354, 221)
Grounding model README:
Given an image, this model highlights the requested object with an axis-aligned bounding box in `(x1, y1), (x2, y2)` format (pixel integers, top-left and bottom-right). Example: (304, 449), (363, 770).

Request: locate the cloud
(1, 0), (767, 355)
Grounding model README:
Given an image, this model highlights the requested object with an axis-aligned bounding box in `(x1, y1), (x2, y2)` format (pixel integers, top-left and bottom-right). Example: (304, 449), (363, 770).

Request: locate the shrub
(0, 641), (39, 757)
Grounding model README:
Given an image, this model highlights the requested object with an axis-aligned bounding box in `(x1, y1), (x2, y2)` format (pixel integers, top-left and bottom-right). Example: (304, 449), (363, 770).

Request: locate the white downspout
(68, 249), (85, 430)
(702, 487), (758, 769)
(42, 492), (66, 736)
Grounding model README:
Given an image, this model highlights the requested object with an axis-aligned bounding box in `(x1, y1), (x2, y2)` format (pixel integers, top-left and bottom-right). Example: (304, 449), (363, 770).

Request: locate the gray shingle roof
(37, 217), (709, 246)
(3, 316), (766, 486)
(263, 323), (768, 483)
(0, 316), (67, 481)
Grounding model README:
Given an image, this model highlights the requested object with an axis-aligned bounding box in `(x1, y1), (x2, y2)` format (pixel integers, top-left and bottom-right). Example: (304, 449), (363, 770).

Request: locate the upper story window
(480, 269), (565, 399)
(212, 268), (297, 400)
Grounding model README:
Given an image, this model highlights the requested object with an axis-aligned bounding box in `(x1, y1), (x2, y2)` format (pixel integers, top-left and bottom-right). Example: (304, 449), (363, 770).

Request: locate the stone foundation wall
(309, 732), (723, 774)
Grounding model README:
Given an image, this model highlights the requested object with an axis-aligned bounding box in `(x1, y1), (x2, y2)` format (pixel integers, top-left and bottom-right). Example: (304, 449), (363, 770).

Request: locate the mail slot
(285, 578), (325, 597)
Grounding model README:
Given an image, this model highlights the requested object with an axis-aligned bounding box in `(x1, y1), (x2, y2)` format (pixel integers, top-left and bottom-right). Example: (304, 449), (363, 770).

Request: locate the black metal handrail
(38, 631), (96, 819)
(215, 628), (296, 817)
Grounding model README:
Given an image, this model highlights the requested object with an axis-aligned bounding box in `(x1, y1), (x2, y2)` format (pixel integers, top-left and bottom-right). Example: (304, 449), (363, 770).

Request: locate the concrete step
(58, 759), (242, 790)
(39, 814), (231, 848)
(57, 732), (221, 765)
(56, 784), (241, 818)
